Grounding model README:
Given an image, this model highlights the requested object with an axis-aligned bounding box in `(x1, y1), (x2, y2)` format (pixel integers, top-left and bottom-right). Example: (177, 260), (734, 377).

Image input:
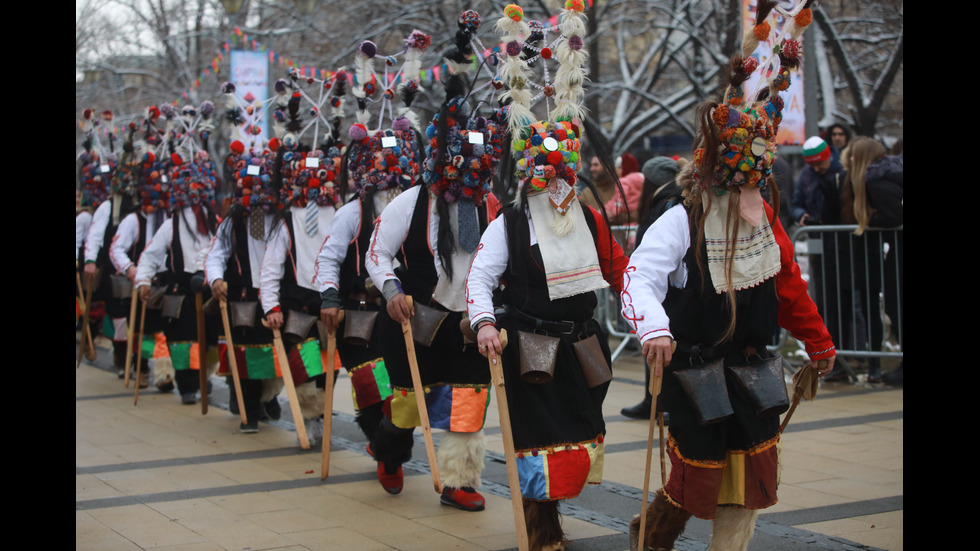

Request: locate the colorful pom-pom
(504, 4), (523, 21)
(781, 39), (801, 60)
(795, 8), (812, 28)
(459, 10), (481, 31)
(359, 40), (377, 58)
(349, 123), (368, 142)
(565, 0), (585, 13)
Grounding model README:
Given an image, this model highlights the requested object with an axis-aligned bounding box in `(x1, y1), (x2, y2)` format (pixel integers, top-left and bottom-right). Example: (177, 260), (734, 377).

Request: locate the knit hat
(802, 136), (830, 164)
(642, 156), (680, 187)
(618, 153), (639, 176)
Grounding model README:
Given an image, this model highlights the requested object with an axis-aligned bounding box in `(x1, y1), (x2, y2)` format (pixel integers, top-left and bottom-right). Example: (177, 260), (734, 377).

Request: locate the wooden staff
(123, 285), (139, 387)
(637, 342), (675, 551)
(78, 272), (97, 367)
(401, 296), (442, 494)
(320, 310), (344, 480)
(219, 299), (248, 426)
(486, 329), (528, 551)
(133, 295), (147, 405)
(195, 292), (209, 415)
(266, 319), (311, 450)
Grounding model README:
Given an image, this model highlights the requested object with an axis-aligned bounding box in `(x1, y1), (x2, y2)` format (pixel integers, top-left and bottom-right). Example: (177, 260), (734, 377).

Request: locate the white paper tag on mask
(381, 136), (397, 148)
(100, 164), (111, 174)
(548, 179), (575, 215)
(468, 132), (484, 145)
(305, 157), (320, 168)
(246, 165), (261, 176)
(161, 175), (168, 184)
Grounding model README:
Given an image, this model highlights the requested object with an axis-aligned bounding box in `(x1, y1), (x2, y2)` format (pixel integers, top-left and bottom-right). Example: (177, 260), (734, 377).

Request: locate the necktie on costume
(305, 199), (319, 237)
(249, 210), (265, 241)
(457, 199), (479, 253)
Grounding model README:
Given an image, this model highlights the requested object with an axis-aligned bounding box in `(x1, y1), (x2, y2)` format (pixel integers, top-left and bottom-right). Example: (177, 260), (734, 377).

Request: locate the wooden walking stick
(320, 310), (344, 480)
(78, 272), (98, 367)
(401, 296), (442, 494)
(218, 299), (248, 426)
(265, 318), (311, 450)
(123, 285), (139, 388)
(133, 295), (147, 405)
(485, 329), (529, 551)
(637, 341), (675, 551)
(195, 292), (209, 415)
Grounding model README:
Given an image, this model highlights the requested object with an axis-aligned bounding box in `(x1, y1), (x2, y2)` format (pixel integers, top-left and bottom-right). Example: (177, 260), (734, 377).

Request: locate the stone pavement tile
(76, 510), (143, 551)
(212, 458), (297, 486)
(413, 500), (516, 538)
(767, 484), (851, 511)
(288, 526), (394, 551)
(373, 528), (492, 551)
(268, 485), (379, 521)
(797, 511), (903, 551)
(243, 506), (337, 533)
(154, 498), (298, 550)
(208, 491), (295, 515)
(85, 503), (208, 548)
(76, 473), (127, 501)
(796, 476), (900, 502)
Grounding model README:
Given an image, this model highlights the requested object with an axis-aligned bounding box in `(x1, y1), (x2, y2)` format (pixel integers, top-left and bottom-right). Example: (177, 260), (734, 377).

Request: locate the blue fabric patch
(425, 385), (453, 430)
(517, 454), (548, 501)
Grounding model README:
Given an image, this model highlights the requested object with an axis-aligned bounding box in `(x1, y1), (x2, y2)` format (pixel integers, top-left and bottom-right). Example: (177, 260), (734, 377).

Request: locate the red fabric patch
(545, 448), (591, 500)
(664, 442), (724, 520)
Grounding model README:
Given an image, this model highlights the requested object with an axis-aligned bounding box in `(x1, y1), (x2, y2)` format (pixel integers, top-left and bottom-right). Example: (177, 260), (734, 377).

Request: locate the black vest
(662, 206), (779, 354)
(499, 204), (600, 323)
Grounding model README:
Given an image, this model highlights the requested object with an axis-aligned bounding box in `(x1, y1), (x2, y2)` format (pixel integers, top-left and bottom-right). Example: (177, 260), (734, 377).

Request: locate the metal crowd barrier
(788, 224), (903, 362)
(598, 223), (903, 368)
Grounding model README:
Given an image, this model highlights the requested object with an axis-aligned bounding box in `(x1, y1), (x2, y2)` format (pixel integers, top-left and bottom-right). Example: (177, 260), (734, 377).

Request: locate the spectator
(578, 155), (617, 210)
(620, 155), (683, 420)
(841, 136), (903, 383)
(605, 152), (643, 224)
(792, 136), (846, 227)
(825, 122), (852, 165)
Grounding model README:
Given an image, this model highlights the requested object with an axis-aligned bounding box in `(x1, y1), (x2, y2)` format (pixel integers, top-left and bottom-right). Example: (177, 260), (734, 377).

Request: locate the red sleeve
(486, 193), (501, 222)
(587, 205), (629, 294)
(768, 203), (836, 360)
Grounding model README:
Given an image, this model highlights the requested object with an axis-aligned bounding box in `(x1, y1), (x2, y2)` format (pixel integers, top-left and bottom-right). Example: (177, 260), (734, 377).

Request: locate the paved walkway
(76, 338), (902, 551)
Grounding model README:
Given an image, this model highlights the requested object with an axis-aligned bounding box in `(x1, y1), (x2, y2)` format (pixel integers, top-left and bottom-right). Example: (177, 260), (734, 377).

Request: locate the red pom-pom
(230, 140), (245, 154)
(753, 22), (771, 41)
(268, 138), (281, 151)
(540, 47), (552, 60)
(546, 151), (563, 165)
(171, 153), (183, 165)
(308, 178), (320, 188)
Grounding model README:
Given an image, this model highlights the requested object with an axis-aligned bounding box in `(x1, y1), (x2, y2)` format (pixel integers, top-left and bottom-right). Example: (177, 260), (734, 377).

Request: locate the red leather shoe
(377, 463), (403, 494)
(440, 486), (485, 511)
